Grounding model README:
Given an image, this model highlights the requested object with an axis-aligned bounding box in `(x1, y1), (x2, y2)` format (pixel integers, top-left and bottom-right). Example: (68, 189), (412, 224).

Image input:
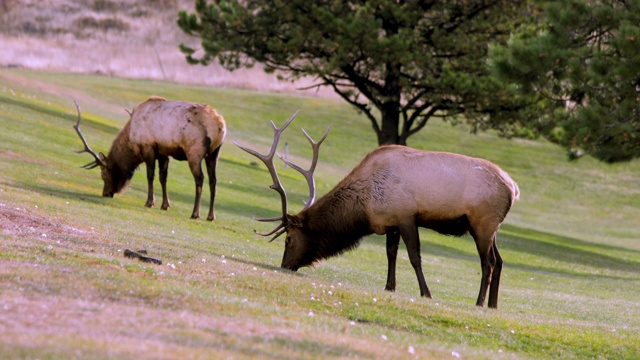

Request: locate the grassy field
(0, 68), (639, 359)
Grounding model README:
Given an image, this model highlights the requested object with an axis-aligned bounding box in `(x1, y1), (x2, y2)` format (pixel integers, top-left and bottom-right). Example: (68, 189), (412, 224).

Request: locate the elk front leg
(399, 223), (431, 298)
(158, 155), (170, 210)
(204, 145), (222, 221)
(188, 159), (205, 219)
(384, 229), (401, 292)
(144, 157), (156, 208)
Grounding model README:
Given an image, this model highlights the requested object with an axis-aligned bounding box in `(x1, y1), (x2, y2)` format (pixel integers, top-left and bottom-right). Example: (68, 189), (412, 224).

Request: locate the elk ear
(98, 152), (108, 168)
(286, 214), (304, 228)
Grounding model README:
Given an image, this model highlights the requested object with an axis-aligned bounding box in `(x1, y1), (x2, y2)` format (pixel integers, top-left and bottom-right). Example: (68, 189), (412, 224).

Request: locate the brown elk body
(236, 114), (519, 308)
(74, 97), (226, 221)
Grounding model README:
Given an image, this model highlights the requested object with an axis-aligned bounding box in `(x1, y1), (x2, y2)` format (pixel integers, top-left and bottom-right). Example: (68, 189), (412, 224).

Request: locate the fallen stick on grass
(124, 249), (162, 265)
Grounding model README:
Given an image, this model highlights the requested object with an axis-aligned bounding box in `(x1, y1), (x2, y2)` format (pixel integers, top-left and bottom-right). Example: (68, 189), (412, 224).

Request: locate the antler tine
(267, 228), (287, 242)
(254, 221), (288, 243)
(72, 101), (105, 169)
(233, 110), (300, 240)
(279, 125), (331, 209)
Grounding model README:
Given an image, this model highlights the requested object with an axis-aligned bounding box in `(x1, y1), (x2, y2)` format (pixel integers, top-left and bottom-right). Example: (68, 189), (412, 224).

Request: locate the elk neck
(298, 177), (373, 260)
(107, 122), (143, 191)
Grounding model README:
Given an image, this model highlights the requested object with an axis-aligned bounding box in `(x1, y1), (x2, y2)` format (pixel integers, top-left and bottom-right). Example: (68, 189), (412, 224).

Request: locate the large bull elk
(73, 97), (227, 221)
(235, 112), (519, 308)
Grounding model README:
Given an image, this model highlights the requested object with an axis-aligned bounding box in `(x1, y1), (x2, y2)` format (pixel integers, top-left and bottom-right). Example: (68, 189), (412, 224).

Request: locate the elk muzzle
(280, 262), (299, 272)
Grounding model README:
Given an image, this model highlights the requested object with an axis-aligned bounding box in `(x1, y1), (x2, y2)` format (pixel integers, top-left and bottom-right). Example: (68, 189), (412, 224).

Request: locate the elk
(73, 97), (227, 221)
(235, 112), (519, 308)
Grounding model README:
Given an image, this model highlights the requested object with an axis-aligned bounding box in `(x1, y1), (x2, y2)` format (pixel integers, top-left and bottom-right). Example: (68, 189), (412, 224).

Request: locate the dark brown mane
(107, 121), (141, 193)
(301, 178), (373, 261)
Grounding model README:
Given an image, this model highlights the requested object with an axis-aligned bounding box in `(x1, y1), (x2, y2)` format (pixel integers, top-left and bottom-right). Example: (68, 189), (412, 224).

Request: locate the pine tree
(491, 0), (640, 162)
(178, 0), (533, 146)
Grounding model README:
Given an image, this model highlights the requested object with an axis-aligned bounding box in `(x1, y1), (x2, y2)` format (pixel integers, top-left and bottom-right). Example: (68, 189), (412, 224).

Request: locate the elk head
(234, 112), (330, 270)
(72, 101), (125, 197)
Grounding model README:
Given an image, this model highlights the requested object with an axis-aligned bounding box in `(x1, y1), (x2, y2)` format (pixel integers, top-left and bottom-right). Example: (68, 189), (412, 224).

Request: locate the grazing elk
(73, 97), (227, 221)
(235, 112), (519, 308)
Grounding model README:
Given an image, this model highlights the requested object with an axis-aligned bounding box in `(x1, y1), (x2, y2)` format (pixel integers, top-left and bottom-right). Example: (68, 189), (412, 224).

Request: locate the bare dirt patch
(0, 202), (86, 240)
(0, 201), (384, 358)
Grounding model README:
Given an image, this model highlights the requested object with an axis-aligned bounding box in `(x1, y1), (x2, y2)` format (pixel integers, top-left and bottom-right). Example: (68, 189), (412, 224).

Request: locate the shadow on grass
(0, 93), (120, 134)
(19, 173), (639, 281)
(15, 181), (121, 208)
(365, 226), (640, 280)
(498, 228), (640, 277)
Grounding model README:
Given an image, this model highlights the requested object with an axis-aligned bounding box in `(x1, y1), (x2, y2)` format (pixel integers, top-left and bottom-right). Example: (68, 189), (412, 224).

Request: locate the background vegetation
(1, 68), (638, 359)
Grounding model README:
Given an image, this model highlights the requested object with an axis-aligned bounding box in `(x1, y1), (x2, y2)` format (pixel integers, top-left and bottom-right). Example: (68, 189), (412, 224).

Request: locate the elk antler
(233, 111), (331, 242)
(72, 101), (105, 169)
(279, 126), (331, 209)
(233, 111), (298, 241)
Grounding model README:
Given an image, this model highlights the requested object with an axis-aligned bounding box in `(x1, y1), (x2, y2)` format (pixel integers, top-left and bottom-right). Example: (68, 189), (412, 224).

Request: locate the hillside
(1, 2), (640, 358)
(1, 65), (639, 359)
(0, 0), (334, 97)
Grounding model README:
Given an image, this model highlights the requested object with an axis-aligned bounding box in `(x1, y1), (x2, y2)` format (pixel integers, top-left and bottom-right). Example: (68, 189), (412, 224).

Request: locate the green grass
(1, 68), (639, 359)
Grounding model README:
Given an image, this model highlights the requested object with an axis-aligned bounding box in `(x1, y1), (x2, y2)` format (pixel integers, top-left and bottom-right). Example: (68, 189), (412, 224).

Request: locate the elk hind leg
(204, 145), (222, 221)
(399, 223), (431, 298)
(158, 155), (170, 210)
(473, 229), (498, 308)
(384, 229), (401, 292)
(487, 238), (503, 309)
(188, 158), (205, 219)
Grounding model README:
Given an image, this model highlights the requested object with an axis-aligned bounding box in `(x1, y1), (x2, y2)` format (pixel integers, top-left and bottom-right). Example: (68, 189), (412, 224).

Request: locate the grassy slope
(0, 69), (638, 359)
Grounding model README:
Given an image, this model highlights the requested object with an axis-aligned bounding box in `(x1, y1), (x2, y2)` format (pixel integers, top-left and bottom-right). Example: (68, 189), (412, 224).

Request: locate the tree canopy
(178, 0), (532, 146)
(491, 0), (640, 162)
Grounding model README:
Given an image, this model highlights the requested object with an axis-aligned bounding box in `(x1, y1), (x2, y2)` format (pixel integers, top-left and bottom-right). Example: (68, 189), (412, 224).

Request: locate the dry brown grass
(0, 0), (335, 97)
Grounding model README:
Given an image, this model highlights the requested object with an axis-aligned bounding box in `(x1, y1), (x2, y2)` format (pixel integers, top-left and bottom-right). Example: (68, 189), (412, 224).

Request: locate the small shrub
(143, 0), (177, 11)
(91, 0), (118, 13)
(0, 0), (19, 12)
(73, 16), (130, 33)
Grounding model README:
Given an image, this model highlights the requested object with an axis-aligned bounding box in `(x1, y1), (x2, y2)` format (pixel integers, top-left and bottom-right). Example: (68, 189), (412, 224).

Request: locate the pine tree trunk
(378, 103), (405, 146)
